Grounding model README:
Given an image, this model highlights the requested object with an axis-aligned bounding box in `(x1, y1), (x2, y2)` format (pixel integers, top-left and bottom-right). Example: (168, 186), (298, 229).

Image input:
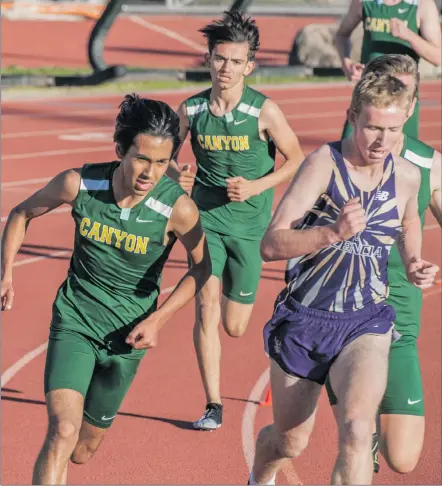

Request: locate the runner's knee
(221, 298), (252, 337)
(386, 455), (419, 474)
(382, 442), (420, 474)
(70, 440), (98, 465)
(48, 417), (80, 446)
(339, 418), (373, 450)
(275, 431), (310, 459)
(223, 316), (248, 337)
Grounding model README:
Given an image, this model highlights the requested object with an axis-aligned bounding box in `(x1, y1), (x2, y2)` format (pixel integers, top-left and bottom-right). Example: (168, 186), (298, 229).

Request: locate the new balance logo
(375, 190), (389, 201)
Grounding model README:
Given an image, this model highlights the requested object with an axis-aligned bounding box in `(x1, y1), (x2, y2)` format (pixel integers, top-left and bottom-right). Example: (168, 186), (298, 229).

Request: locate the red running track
(1, 15), (335, 70)
(1, 82), (441, 484)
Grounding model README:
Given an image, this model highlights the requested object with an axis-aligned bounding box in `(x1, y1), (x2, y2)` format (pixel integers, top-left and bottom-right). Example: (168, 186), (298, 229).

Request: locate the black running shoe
(193, 403), (223, 430)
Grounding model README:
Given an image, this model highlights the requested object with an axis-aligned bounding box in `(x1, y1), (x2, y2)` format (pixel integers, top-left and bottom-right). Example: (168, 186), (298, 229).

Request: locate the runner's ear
(347, 107), (356, 127)
(115, 143), (124, 159)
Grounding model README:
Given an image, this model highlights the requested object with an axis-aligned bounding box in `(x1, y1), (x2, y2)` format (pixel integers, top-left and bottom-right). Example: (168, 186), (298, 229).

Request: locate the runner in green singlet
(335, 0), (441, 139)
(325, 54), (442, 475)
(175, 12), (305, 430)
(0, 95), (211, 484)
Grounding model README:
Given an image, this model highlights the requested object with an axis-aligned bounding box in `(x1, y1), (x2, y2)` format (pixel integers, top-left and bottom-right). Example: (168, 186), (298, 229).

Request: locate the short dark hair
(114, 94), (181, 157)
(199, 11), (260, 61)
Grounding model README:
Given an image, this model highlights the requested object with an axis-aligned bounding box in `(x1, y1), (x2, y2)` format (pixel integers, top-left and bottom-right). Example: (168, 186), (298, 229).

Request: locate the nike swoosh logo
(101, 414), (117, 421)
(136, 218), (153, 223)
(408, 398), (422, 405)
(240, 291), (253, 297)
(398, 8), (408, 13)
(234, 120), (247, 125)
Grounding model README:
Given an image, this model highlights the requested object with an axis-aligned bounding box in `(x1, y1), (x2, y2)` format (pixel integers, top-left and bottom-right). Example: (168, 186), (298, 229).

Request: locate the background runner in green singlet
(325, 54), (442, 475)
(335, 0), (441, 139)
(176, 12), (305, 430)
(0, 95), (211, 485)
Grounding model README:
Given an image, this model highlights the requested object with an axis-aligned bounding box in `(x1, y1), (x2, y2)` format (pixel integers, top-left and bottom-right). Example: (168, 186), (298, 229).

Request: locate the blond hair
(350, 72), (413, 117)
(362, 54), (420, 99)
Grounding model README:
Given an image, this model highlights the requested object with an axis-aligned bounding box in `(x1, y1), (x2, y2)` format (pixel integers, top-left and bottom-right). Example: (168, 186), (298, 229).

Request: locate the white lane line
(59, 132), (112, 142)
(1, 187), (37, 194)
(129, 15), (206, 53)
(13, 250), (71, 268)
(1, 107), (116, 120)
(241, 367), (270, 472)
(2, 125), (112, 139)
(1, 206), (71, 223)
(277, 96), (442, 109)
(1, 343), (50, 388)
(286, 109), (441, 120)
(3, 145), (112, 161)
(0, 285), (176, 388)
(3, 177), (54, 188)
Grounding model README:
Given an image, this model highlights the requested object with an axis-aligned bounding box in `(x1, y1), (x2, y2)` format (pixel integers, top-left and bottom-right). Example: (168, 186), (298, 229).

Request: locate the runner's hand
(332, 197), (367, 241)
(178, 165), (196, 193)
(342, 58), (365, 82)
(126, 315), (160, 350)
(390, 18), (410, 40)
(407, 256), (440, 289)
(1, 279), (14, 311)
(226, 176), (257, 202)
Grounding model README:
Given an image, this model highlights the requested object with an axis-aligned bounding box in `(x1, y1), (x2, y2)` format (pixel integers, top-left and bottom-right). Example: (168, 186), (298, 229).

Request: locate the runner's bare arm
(1, 169), (81, 310)
(226, 99), (305, 202)
(335, 0), (364, 79)
(429, 150), (442, 226)
(150, 194), (211, 326)
(125, 195), (211, 349)
(166, 102), (195, 192)
(256, 99), (305, 190)
(260, 145), (340, 261)
(396, 190), (422, 266)
(394, 167), (438, 288)
(400, 0), (442, 66)
(398, 187), (439, 288)
(167, 102), (190, 174)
